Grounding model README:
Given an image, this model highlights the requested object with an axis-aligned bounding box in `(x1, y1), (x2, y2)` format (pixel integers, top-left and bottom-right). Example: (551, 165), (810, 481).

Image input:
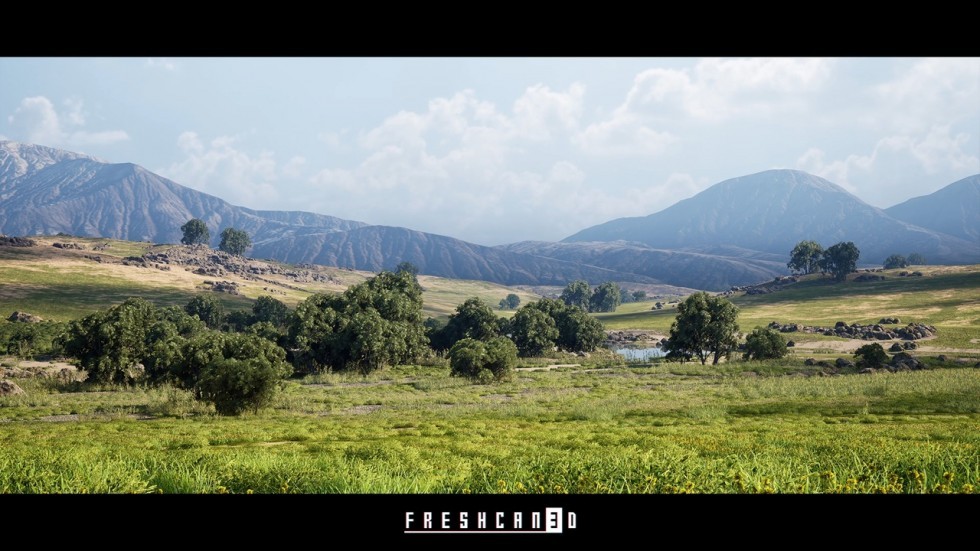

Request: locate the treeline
(3, 268), (610, 414)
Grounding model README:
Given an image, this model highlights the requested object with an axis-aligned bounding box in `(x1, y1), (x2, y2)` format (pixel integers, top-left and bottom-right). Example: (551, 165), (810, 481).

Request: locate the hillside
(885, 174), (980, 244)
(564, 169), (980, 265)
(0, 141), (664, 288)
(0, 236), (543, 321)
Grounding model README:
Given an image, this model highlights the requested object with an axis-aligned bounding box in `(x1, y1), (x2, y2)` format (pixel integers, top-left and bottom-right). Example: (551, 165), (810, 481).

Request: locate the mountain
(0, 141), (658, 287)
(498, 241), (788, 290)
(563, 169), (980, 266)
(885, 175), (980, 245)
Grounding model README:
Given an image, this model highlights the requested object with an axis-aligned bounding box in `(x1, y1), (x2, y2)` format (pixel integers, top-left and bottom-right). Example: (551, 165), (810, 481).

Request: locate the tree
(590, 282), (622, 313)
(907, 252), (926, 265)
(436, 298), (500, 349)
(524, 298), (604, 353)
(854, 343), (888, 369)
(788, 240), (824, 275)
(498, 293), (521, 310)
(559, 280), (592, 310)
(883, 254), (908, 269)
(59, 297), (159, 384)
(742, 327), (787, 361)
(663, 292), (740, 365)
(510, 307), (558, 356)
(287, 270), (427, 373)
(632, 290), (647, 302)
(820, 241), (860, 282)
(180, 219), (210, 246)
(252, 295), (289, 328)
(396, 261), (420, 280)
(185, 294), (225, 329)
(219, 227), (251, 256)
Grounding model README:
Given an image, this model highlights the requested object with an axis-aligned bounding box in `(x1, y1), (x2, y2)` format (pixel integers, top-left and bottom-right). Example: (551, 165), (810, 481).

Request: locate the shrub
(449, 337), (518, 383)
(854, 343), (888, 369)
(196, 355), (291, 415)
(742, 327), (788, 361)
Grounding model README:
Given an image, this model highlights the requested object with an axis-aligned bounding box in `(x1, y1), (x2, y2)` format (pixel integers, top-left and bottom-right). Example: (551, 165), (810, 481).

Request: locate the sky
(1, 57), (977, 246)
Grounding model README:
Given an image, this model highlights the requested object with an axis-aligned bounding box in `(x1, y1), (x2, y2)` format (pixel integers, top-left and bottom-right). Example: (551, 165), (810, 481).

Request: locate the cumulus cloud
(6, 95), (129, 148)
(573, 58), (834, 157)
(871, 57), (980, 133)
(162, 131), (282, 206)
(796, 125), (980, 204)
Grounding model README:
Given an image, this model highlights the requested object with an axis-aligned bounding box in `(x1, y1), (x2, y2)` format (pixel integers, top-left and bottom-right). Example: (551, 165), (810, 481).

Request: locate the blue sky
(1, 57), (977, 245)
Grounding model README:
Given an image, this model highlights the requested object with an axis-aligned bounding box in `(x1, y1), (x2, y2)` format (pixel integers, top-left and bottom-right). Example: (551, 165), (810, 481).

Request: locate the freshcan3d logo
(405, 507), (577, 534)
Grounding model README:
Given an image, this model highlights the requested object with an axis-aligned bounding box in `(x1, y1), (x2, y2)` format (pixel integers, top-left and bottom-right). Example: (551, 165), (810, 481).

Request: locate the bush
(449, 337), (517, 383)
(742, 327), (788, 361)
(854, 343), (888, 369)
(196, 355), (291, 415)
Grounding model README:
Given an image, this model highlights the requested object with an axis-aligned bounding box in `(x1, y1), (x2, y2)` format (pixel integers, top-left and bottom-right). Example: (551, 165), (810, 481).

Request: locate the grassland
(1, 239), (978, 493)
(0, 237), (539, 321)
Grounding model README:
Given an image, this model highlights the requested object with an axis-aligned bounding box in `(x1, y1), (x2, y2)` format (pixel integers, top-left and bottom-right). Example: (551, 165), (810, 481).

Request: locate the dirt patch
(343, 405), (382, 414)
(516, 364), (580, 372)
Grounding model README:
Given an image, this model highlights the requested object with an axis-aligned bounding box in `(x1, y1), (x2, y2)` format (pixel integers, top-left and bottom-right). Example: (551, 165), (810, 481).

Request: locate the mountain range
(1, 141), (977, 291)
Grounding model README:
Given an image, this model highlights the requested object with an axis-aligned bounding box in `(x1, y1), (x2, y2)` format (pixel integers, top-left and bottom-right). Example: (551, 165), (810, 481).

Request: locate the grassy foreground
(1, 362), (977, 493)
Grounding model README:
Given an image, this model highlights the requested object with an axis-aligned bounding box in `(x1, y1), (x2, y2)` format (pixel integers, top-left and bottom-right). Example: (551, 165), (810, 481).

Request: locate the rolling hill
(563, 169), (980, 266)
(885, 174), (980, 244)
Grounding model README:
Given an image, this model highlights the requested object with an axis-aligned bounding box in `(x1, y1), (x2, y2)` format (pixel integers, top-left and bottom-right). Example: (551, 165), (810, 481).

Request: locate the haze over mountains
(1, 141), (977, 291)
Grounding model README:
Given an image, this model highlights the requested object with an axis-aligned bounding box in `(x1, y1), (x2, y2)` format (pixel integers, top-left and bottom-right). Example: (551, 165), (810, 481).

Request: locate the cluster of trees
(179, 218), (251, 256)
(559, 280), (624, 313)
(883, 253), (925, 269)
(498, 293), (521, 310)
(788, 240), (860, 281)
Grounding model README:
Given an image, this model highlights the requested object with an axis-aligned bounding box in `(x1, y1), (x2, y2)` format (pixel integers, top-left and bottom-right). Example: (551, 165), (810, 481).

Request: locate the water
(611, 347), (666, 361)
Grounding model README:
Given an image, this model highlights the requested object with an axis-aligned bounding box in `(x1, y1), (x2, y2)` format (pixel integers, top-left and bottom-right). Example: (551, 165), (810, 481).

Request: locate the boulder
(0, 380), (25, 396)
(835, 358), (854, 368)
(7, 311), (43, 323)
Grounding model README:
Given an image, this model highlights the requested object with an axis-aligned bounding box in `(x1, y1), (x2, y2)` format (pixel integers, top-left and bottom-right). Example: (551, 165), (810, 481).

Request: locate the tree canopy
(907, 252), (926, 265)
(742, 327), (787, 361)
(883, 254), (908, 269)
(559, 280), (592, 311)
(589, 282), (622, 313)
(219, 227), (251, 256)
(788, 240), (824, 275)
(663, 292), (740, 365)
(180, 219), (210, 246)
(821, 241), (860, 281)
(498, 293), (521, 310)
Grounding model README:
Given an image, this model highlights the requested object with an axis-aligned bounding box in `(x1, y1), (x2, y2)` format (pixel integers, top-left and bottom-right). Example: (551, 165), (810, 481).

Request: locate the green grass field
(1, 239), (978, 493)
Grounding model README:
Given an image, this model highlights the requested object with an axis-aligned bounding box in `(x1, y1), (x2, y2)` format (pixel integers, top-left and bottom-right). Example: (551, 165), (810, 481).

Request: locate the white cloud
(6, 95), (129, 148)
(573, 58), (833, 158)
(145, 58), (178, 71)
(796, 125), (980, 204)
(872, 58), (980, 133)
(163, 132), (282, 206)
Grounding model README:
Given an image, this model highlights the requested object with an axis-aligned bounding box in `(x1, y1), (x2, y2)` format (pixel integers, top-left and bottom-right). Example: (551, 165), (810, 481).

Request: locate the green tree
(525, 298), (604, 353)
(590, 282), (622, 313)
(185, 294), (225, 330)
(510, 307), (558, 356)
(854, 343), (888, 369)
(436, 297), (500, 350)
(218, 227), (251, 256)
(59, 297), (159, 384)
(883, 254), (908, 269)
(788, 240), (824, 275)
(498, 293), (521, 310)
(907, 252), (926, 265)
(742, 327), (788, 361)
(632, 290), (647, 301)
(820, 241), (860, 281)
(287, 270), (427, 373)
(180, 218), (210, 246)
(663, 292), (740, 365)
(396, 261), (420, 279)
(194, 333), (292, 415)
(559, 280), (592, 310)
(252, 295), (289, 328)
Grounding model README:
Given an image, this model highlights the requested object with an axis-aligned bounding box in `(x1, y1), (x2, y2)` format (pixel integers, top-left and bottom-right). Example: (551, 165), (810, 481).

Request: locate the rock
(835, 321), (848, 328)
(0, 236), (37, 247)
(854, 274), (885, 282)
(889, 343), (903, 352)
(804, 358), (817, 366)
(902, 342), (917, 350)
(7, 311), (43, 323)
(0, 380), (25, 396)
(859, 368), (877, 374)
(937, 355), (947, 362)
(786, 340), (795, 347)
(835, 358), (854, 368)
(878, 317), (901, 325)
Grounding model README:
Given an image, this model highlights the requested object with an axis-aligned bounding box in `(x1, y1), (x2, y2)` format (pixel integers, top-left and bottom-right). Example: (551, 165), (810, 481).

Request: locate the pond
(610, 347), (666, 361)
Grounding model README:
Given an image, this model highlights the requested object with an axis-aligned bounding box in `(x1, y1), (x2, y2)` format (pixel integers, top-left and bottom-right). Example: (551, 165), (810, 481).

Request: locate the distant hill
(563, 169), (980, 265)
(885, 174), (980, 245)
(0, 141), (659, 287)
(498, 241), (788, 290)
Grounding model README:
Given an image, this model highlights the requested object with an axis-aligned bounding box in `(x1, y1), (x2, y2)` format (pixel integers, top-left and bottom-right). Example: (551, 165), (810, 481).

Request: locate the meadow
(1, 240), (978, 493)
